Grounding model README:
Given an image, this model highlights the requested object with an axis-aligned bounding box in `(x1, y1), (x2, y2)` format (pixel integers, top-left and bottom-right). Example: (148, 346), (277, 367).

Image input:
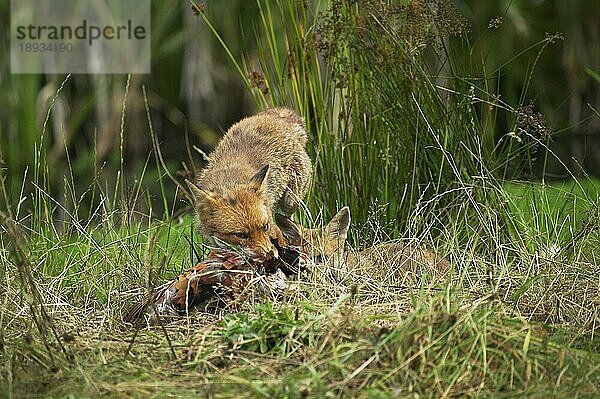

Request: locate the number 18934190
(19, 42), (73, 52)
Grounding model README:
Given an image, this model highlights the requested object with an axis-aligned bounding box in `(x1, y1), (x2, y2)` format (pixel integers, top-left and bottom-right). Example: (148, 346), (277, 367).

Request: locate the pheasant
(124, 242), (307, 325)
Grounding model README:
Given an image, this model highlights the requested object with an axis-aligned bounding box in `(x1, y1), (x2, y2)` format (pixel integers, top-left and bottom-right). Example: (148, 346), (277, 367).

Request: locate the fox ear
(249, 164), (269, 192)
(275, 213), (302, 244)
(324, 206), (351, 241)
(186, 179), (218, 205)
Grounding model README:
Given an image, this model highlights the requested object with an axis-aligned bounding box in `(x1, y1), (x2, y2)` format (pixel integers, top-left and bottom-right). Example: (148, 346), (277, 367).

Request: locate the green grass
(503, 178), (600, 244)
(2, 177), (599, 397)
(1, 0), (600, 397)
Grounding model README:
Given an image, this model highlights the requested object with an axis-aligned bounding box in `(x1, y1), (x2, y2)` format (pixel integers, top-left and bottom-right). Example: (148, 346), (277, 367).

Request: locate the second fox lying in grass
(276, 207), (450, 284)
(187, 108), (312, 259)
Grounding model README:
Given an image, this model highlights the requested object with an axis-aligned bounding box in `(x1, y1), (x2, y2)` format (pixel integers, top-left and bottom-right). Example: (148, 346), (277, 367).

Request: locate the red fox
(187, 108), (312, 259)
(276, 207), (350, 269)
(276, 207), (450, 284)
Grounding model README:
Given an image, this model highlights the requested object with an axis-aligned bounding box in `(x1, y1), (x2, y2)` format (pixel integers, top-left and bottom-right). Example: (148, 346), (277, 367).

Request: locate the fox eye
(233, 232), (250, 240)
(262, 223), (270, 232)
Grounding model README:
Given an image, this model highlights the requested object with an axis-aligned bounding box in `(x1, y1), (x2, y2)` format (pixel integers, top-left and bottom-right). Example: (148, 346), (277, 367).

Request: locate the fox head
(187, 164), (278, 259)
(275, 206), (351, 267)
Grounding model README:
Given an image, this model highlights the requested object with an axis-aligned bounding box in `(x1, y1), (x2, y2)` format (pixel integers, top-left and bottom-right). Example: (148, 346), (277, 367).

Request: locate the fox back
(188, 108), (312, 258)
(349, 242), (450, 286)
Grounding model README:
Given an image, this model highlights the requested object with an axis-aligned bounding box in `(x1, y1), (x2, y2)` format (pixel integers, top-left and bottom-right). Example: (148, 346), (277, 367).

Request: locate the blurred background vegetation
(0, 0), (598, 240)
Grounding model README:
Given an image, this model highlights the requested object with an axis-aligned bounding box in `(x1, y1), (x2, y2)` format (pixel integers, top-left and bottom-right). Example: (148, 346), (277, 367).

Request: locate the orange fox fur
(187, 108), (312, 258)
(276, 207), (450, 282)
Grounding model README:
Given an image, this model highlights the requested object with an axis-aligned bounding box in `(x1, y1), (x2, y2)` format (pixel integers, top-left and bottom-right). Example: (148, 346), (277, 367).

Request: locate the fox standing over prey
(187, 108), (312, 259)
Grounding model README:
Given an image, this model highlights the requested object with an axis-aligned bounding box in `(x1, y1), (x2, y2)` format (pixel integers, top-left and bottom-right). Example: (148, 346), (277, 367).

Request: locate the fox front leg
(278, 187), (299, 217)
